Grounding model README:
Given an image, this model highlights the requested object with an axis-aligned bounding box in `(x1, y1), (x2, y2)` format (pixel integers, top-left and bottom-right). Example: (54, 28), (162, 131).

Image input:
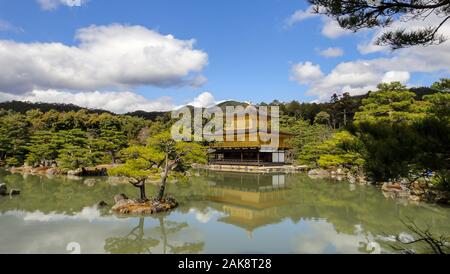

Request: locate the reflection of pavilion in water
(205, 172), (288, 237)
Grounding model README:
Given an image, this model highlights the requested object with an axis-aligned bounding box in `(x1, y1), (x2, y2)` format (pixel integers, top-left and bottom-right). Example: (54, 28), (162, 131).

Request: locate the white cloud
(292, 13), (450, 101)
(290, 62), (324, 84)
(186, 91), (217, 108)
(37, 0), (88, 10)
(0, 19), (23, 33)
(188, 208), (223, 224)
(284, 7), (317, 27)
(292, 49), (450, 100)
(292, 221), (381, 254)
(381, 71), (410, 84)
(321, 20), (351, 39)
(0, 24), (208, 94)
(0, 89), (221, 114)
(318, 47), (344, 58)
(190, 75), (208, 87)
(0, 90), (174, 113)
(285, 7), (350, 38)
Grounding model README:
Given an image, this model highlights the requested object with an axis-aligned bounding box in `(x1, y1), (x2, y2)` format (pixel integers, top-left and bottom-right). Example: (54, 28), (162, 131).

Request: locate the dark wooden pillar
(241, 151), (243, 162)
(257, 151), (260, 164)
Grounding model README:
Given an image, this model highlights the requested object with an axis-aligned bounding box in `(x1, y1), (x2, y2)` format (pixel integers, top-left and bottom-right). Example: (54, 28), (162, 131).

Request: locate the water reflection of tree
(104, 215), (204, 254)
(104, 216), (159, 254)
(157, 217), (204, 254)
(0, 173), (135, 214)
(2, 169), (450, 254)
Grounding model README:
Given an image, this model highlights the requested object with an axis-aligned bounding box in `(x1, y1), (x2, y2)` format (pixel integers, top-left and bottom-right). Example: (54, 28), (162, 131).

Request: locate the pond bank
(7, 165), (111, 176)
(193, 163), (309, 173)
(194, 164), (450, 205)
(307, 168), (450, 205)
(4, 164), (449, 206)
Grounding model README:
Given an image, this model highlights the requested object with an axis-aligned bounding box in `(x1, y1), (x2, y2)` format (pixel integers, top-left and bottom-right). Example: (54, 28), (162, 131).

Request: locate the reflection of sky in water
(1, 170), (450, 254)
(0, 207), (380, 254)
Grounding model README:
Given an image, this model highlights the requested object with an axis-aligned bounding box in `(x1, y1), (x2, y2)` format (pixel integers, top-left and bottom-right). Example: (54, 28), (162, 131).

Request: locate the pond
(0, 169), (449, 254)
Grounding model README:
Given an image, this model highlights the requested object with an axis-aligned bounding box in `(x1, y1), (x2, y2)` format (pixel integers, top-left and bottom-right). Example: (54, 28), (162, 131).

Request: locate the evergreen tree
(95, 129), (128, 164)
(57, 130), (94, 170)
(26, 131), (63, 167)
(0, 112), (30, 166)
(110, 132), (206, 202)
(354, 82), (449, 184)
(431, 78), (450, 92)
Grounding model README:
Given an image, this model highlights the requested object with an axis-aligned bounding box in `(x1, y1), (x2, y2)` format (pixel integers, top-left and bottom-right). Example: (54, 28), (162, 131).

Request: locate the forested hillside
(0, 79), (448, 190)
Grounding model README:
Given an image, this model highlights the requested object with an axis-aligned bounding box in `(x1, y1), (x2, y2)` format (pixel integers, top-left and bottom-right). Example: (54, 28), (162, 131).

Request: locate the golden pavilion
(207, 108), (294, 166)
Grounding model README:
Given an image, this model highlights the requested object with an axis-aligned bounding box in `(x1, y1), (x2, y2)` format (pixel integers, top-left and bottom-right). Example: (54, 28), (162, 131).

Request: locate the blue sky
(0, 0), (448, 113)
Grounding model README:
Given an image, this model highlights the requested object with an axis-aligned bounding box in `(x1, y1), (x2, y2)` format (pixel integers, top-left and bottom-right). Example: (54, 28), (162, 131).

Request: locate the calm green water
(0, 169), (449, 254)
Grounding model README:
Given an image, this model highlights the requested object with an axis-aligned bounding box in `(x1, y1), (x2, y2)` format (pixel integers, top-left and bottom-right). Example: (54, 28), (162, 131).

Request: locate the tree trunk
(343, 109), (347, 126)
(110, 151), (116, 165)
(139, 182), (147, 202)
(130, 179), (148, 202)
(157, 154), (170, 201)
(158, 169), (168, 201)
(159, 217), (168, 254)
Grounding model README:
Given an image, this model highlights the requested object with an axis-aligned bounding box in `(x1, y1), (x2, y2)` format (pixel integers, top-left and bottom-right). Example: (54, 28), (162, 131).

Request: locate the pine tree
(110, 132), (206, 202)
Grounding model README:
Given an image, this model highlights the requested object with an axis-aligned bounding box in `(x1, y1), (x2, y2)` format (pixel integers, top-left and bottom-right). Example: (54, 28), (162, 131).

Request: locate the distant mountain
(0, 101), (113, 115)
(0, 88), (441, 119)
(124, 110), (169, 121)
(217, 100), (249, 108)
(0, 101), (172, 121)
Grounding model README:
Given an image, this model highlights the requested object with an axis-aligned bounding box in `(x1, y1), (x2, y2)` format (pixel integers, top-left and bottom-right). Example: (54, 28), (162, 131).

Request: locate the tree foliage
(354, 82), (450, 183)
(299, 131), (364, 168)
(431, 78), (450, 92)
(308, 0), (450, 49)
(314, 111), (331, 126)
(0, 109), (149, 168)
(110, 132), (207, 201)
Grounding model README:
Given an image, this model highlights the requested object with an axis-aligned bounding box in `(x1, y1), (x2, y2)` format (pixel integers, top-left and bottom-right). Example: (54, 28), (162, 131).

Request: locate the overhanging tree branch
(308, 0), (450, 48)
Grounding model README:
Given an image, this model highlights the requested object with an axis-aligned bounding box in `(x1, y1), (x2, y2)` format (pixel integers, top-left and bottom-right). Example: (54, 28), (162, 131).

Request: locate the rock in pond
(46, 168), (60, 175)
(0, 183), (7, 196)
(381, 183), (404, 192)
(97, 201), (108, 208)
(67, 167), (108, 177)
(114, 193), (129, 203)
(9, 189), (21, 196)
(408, 195), (421, 202)
(112, 196), (178, 215)
(382, 182), (412, 200)
(308, 169), (330, 178)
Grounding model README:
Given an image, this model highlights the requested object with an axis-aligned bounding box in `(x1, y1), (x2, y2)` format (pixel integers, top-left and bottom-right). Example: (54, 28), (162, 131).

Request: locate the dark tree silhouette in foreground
(308, 0), (450, 49)
(389, 217), (449, 254)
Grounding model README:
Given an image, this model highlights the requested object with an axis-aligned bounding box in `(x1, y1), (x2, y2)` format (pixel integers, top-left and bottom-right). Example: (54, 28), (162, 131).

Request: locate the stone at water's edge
(67, 167), (108, 177)
(111, 196), (178, 215)
(381, 181), (450, 205)
(308, 169), (331, 178)
(97, 201), (108, 208)
(9, 189), (21, 196)
(0, 184), (21, 196)
(46, 168), (61, 175)
(382, 183), (404, 192)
